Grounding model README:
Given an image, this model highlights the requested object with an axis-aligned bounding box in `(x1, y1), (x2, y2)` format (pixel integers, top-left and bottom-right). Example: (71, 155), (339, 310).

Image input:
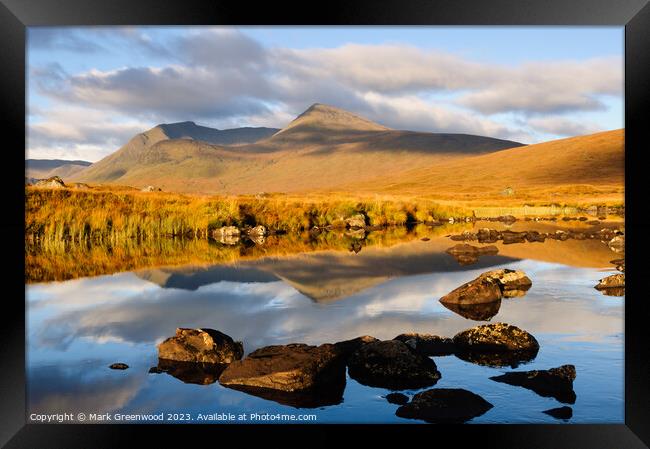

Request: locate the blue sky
(27, 26), (623, 161)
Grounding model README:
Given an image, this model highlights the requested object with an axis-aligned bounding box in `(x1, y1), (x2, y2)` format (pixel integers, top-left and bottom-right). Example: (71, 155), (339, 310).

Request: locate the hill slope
(26, 159), (92, 179)
(339, 129), (624, 202)
(73, 104), (523, 193)
(72, 122), (278, 183)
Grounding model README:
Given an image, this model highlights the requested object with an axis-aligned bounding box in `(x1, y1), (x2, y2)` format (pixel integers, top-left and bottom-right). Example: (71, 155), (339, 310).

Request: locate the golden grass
(26, 187), (471, 244)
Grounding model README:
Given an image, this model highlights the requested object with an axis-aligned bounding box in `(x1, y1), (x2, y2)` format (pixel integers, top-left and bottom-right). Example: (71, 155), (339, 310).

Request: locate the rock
(154, 359), (228, 385)
(392, 333), (456, 356)
(543, 406), (573, 420)
(608, 235), (625, 253)
(386, 392), (410, 405)
(140, 185), (161, 192)
(440, 269), (531, 305)
(453, 323), (539, 368)
(599, 287), (625, 297)
(246, 225), (267, 236)
(109, 363), (129, 370)
(35, 176), (66, 189)
(501, 231), (527, 244)
(345, 214), (366, 229)
(333, 335), (378, 359)
(224, 381), (345, 408)
(477, 228), (500, 244)
(490, 364), (577, 404)
(587, 220), (601, 225)
(158, 328), (243, 364)
(148, 366), (164, 374)
(479, 269), (532, 297)
(70, 182), (90, 190)
(525, 231), (546, 243)
(421, 237), (430, 241)
(595, 273), (625, 290)
(578, 217), (588, 221)
(441, 299), (502, 321)
(501, 215), (517, 224)
(347, 340), (441, 389)
(439, 276), (502, 305)
(395, 388), (493, 423)
(346, 228), (366, 239)
(247, 234), (266, 245)
(219, 343), (345, 393)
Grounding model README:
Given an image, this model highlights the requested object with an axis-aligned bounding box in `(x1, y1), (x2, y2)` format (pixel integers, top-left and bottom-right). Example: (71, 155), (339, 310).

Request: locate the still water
(26, 222), (624, 424)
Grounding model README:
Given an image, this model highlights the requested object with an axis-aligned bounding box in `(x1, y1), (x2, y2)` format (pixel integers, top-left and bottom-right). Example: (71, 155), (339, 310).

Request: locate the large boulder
(218, 343), (345, 393)
(395, 388), (493, 423)
(440, 269), (532, 305)
(333, 335), (378, 359)
(479, 269), (532, 297)
(157, 328), (243, 364)
(392, 333), (456, 356)
(490, 364), (577, 404)
(439, 276), (502, 305)
(35, 176), (66, 189)
(213, 226), (241, 245)
(453, 323), (539, 368)
(347, 340), (441, 389)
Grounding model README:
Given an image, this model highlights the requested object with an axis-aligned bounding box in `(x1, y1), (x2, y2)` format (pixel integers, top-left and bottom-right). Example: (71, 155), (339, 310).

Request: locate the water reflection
(26, 222), (625, 423)
(441, 300), (502, 321)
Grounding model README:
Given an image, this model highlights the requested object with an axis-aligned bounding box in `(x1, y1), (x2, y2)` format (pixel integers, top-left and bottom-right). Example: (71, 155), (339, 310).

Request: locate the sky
(27, 26), (624, 162)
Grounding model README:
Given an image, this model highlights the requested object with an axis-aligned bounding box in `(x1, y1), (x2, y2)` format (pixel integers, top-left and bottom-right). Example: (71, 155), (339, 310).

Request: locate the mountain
(72, 104), (523, 193)
(73, 122), (279, 183)
(25, 159), (92, 179)
(342, 129), (624, 199)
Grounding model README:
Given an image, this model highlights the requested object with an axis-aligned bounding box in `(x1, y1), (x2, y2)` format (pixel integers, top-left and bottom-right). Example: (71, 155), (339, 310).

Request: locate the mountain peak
(276, 103), (390, 136)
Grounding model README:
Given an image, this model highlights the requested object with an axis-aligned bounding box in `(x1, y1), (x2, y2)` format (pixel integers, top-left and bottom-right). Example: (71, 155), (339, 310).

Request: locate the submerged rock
(441, 299), (502, 321)
(392, 333), (456, 356)
(543, 406), (573, 420)
(219, 343), (345, 393)
(158, 328), (243, 364)
(385, 392), (410, 405)
(453, 323), (539, 368)
(595, 274), (625, 291)
(347, 340), (441, 390)
(395, 388), (493, 423)
(490, 364), (577, 404)
(108, 363), (129, 370)
(477, 228), (500, 244)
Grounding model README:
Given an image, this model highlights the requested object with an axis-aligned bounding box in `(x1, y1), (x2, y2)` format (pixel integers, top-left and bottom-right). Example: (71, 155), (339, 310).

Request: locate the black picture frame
(2, 0), (649, 447)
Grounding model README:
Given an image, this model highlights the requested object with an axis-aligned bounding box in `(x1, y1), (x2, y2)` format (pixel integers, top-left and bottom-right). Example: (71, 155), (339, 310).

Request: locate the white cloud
(28, 29), (623, 159)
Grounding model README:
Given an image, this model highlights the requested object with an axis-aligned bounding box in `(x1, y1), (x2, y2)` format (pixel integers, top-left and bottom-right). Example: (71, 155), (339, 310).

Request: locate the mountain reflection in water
(26, 221), (624, 423)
